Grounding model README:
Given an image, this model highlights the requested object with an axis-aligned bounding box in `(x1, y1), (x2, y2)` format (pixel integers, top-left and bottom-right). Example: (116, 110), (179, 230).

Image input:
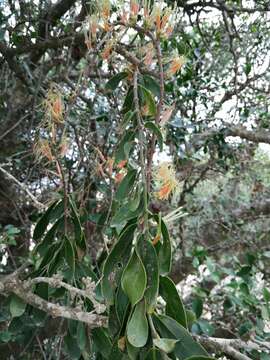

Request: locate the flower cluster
(153, 162), (179, 200)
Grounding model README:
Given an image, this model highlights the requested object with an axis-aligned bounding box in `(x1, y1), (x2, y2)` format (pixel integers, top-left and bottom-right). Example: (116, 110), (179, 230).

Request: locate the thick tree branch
(195, 335), (270, 360)
(1, 276), (107, 328)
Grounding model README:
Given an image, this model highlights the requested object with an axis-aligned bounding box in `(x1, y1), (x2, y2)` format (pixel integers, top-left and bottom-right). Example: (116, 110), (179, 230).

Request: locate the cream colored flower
(154, 162), (179, 200)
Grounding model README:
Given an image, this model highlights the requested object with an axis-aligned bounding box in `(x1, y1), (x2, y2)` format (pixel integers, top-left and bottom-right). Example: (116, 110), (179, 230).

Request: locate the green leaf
(115, 169), (137, 201)
(186, 310), (197, 328)
(145, 122), (163, 151)
(92, 328), (112, 359)
(65, 237), (75, 274)
(155, 219), (172, 275)
(144, 348), (170, 360)
(106, 72), (128, 91)
(263, 288), (270, 303)
(192, 297), (203, 319)
(142, 75), (160, 97)
(10, 294), (26, 318)
(115, 286), (129, 327)
(35, 216), (64, 256)
(102, 223), (136, 305)
(122, 86), (134, 113)
(160, 276), (188, 328)
(121, 249), (147, 307)
(111, 200), (142, 230)
(0, 331), (12, 343)
(77, 322), (87, 351)
(126, 338), (140, 360)
(136, 237), (159, 313)
(185, 356), (215, 360)
(64, 333), (81, 360)
(33, 201), (58, 240)
(197, 320), (215, 336)
(139, 85), (156, 116)
(69, 197), (86, 249)
(115, 130), (135, 162)
(127, 300), (148, 348)
(153, 314), (209, 359)
(153, 338), (178, 353)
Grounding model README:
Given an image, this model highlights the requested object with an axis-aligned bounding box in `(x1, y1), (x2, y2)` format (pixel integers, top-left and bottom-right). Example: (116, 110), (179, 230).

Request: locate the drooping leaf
(121, 249), (147, 307)
(102, 223), (136, 305)
(142, 75), (161, 97)
(106, 72), (128, 91)
(160, 276), (188, 328)
(64, 333), (81, 360)
(192, 297), (203, 319)
(144, 348), (170, 360)
(92, 328), (112, 359)
(33, 201), (58, 240)
(136, 237), (159, 313)
(35, 216), (64, 256)
(9, 294), (26, 318)
(64, 237), (75, 274)
(76, 322), (87, 351)
(127, 300), (148, 348)
(139, 85), (157, 116)
(153, 314), (209, 359)
(153, 338), (178, 353)
(145, 121), (163, 151)
(185, 356), (215, 360)
(155, 219), (172, 275)
(122, 86), (134, 113)
(115, 169), (137, 201)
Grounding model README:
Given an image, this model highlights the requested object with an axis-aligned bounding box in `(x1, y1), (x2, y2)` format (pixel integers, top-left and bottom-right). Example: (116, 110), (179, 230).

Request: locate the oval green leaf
(136, 237), (159, 313)
(10, 294), (26, 318)
(121, 249), (146, 307)
(102, 223), (136, 305)
(160, 276), (188, 328)
(127, 300), (148, 348)
(115, 169), (137, 201)
(153, 314), (209, 359)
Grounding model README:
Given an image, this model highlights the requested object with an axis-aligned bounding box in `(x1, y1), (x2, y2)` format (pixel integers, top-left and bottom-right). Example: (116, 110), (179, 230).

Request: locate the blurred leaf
(145, 122), (163, 151)
(153, 338), (178, 353)
(106, 72), (128, 91)
(192, 298), (203, 319)
(115, 169), (137, 201)
(10, 295), (26, 318)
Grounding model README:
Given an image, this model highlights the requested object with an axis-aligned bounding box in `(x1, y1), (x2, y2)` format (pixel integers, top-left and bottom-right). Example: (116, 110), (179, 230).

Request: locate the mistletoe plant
(1, 1), (215, 359)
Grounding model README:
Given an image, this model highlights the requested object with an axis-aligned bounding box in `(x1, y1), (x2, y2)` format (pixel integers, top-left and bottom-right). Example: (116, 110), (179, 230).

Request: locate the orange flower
(167, 56), (186, 77)
(117, 160), (127, 169)
(106, 157), (114, 175)
(154, 162), (179, 200)
(101, 40), (114, 60)
(101, 0), (111, 19)
(115, 172), (125, 184)
(130, 0), (140, 17)
(152, 233), (161, 246)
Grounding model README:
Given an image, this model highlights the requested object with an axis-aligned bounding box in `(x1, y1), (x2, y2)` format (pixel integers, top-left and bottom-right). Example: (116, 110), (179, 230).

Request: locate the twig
(133, 68), (148, 232)
(0, 164), (45, 209)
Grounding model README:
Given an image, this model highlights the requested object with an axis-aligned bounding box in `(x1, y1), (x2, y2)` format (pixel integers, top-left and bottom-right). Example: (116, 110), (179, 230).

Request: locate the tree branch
(1, 276), (107, 328)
